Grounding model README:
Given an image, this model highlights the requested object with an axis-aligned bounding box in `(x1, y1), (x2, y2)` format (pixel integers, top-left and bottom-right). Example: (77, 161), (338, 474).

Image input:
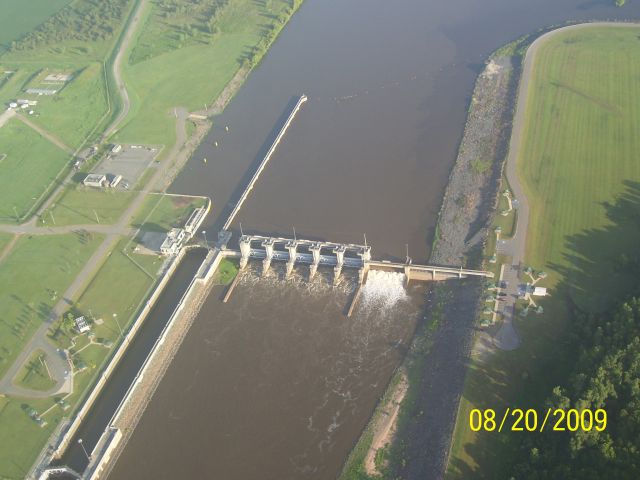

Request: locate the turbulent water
(110, 263), (422, 479)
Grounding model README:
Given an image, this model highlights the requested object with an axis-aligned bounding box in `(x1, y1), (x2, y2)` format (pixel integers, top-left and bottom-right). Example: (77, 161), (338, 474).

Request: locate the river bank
(339, 46), (519, 480)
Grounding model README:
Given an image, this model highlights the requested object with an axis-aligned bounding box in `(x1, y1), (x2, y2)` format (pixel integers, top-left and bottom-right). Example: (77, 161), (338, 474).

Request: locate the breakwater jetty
(223, 94), (307, 231)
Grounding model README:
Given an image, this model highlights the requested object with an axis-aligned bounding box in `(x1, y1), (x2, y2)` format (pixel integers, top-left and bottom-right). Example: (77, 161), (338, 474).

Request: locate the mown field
(0, 118), (71, 221)
(448, 25), (640, 479)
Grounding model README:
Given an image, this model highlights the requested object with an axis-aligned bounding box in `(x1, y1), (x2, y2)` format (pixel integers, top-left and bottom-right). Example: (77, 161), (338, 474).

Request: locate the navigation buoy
(203, 158), (207, 164)
(214, 141), (218, 147)
(225, 126), (229, 132)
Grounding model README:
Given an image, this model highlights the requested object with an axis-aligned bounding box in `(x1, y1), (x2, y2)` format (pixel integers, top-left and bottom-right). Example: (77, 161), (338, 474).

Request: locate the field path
(0, 107), (15, 128)
(15, 114), (73, 154)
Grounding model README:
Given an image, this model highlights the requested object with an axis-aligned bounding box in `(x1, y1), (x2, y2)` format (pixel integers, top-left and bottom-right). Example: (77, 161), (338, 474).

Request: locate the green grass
(0, 233), (14, 254)
(27, 63), (110, 149)
(41, 188), (135, 226)
(0, 233), (103, 380)
(447, 26), (640, 479)
(0, 0), (72, 53)
(115, 0), (301, 145)
(0, 118), (71, 222)
(0, 395), (65, 479)
(132, 193), (207, 232)
(520, 26), (640, 310)
(216, 258), (238, 285)
(14, 349), (56, 392)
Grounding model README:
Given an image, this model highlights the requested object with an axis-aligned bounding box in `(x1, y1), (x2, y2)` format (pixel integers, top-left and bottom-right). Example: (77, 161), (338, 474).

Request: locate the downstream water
(109, 1), (640, 479)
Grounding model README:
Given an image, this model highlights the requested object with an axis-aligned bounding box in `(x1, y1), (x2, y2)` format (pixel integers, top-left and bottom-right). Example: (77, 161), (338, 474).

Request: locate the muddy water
(111, 0), (640, 478)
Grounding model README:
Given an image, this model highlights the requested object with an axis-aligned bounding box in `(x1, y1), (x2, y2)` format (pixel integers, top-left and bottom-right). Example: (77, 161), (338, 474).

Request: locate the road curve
(102, 0), (149, 141)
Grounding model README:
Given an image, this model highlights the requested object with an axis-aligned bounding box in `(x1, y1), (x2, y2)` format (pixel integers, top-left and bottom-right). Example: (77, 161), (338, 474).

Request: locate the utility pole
(113, 313), (123, 336)
(202, 230), (208, 246)
(93, 209), (100, 224)
(50, 210), (56, 225)
(78, 438), (90, 461)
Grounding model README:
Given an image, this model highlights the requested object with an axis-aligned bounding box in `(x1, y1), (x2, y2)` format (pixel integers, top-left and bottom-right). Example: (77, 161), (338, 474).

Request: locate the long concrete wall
(80, 248), (224, 479)
(51, 247), (189, 460)
(223, 95), (307, 230)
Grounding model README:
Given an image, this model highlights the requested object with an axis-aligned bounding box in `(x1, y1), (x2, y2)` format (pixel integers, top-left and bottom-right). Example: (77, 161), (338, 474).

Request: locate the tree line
(9, 0), (132, 52)
(512, 281), (640, 478)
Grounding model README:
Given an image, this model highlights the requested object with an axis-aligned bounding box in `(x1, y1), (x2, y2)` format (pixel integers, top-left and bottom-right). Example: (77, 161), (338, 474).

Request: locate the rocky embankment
(394, 56), (518, 480)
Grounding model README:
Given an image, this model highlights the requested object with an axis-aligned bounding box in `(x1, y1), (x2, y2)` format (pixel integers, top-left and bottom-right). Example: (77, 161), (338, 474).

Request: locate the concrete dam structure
(223, 234), (493, 284)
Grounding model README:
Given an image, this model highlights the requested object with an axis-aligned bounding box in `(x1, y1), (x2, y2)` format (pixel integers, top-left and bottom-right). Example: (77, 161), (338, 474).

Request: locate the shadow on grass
(446, 181), (640, 479)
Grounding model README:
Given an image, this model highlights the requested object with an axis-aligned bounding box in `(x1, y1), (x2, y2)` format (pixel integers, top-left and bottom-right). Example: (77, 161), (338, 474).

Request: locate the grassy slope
(0, 233), (103, 380)
(114, 0), (294, 145)
(447, 26), (640, 479)
(0, 0), (72, 51)
(0, 118), (71, 220)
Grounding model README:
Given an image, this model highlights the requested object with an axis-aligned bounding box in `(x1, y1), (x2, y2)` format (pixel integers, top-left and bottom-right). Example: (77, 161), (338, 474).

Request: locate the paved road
(102, 0), (149, 141)
(492, 22), (639, 350)
(0, 0), (153, 398)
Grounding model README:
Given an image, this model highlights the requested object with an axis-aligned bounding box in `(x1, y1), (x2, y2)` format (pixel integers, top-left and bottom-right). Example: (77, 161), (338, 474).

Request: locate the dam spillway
(223, 234), (493, 285)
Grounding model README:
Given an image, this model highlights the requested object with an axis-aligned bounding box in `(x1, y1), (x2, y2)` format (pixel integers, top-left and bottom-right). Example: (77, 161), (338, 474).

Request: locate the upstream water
(108, 0), (640, 479)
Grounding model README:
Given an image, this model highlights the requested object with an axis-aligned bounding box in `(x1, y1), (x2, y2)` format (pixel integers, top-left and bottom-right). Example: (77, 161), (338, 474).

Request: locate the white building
(184, 207), (206, 236)
(83, 173), (107, 188)
(533, 287), (548, 297)
(75, 316), (91, 334)
(160, 228), (186, 256)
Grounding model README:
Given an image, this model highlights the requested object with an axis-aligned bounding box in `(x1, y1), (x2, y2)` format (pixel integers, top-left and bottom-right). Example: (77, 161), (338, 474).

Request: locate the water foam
(360, 270), (408, 310)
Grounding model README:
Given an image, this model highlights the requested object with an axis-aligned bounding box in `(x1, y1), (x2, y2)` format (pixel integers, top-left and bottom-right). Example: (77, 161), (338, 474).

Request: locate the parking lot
(91, 145), (159, 189)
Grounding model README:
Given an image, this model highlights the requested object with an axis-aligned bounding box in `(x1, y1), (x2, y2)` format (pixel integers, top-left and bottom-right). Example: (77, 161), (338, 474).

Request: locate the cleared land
(0, 118), (71, 221)
(447, 24), (640, 478)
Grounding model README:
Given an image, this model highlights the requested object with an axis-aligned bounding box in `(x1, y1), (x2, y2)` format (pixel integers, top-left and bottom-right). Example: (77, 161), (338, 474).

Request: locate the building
(25, 88), (57, 95)
(83, 173), (108, 188)
(533, 287), (548, 297)
(184, 207), (206, 236)
(160, 228), (187, 256)
(109, 174), (123, 188)
(75, 316), (91, 334)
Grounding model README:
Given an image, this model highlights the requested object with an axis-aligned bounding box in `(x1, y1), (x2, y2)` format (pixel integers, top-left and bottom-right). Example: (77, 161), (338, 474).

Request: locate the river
(103, 0), (640, 479)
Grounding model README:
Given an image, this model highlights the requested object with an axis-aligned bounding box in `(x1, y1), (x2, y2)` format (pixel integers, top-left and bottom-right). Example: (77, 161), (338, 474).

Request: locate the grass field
(447, 26), (640, 479)
(27, 63), (110, 149)
(0, 233), (103, 381)
(0, 118), (71, 222)
(41, 189), (135, 226)
(0, 0), (72, 52)
(14, 349), (56, 392)
(115, 0), (301, 146)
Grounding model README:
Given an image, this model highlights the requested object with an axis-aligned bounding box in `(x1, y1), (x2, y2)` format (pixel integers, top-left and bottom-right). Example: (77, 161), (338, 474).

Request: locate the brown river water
(64, 0), (640, 478)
